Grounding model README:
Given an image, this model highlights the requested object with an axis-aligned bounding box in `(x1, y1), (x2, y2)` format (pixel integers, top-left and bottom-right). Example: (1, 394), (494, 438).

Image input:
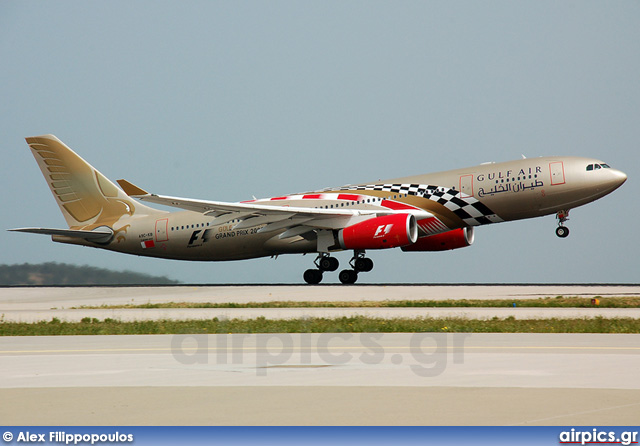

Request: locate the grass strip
(2, 316), (640, 336)
(74, 296), (640, 309)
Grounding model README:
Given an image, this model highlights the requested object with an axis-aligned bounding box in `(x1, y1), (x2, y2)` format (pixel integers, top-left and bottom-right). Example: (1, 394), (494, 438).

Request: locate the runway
(3, 284), (640, 307)
(1, 284), (639, 322)
(1, 333), (639, 425)
(3, 307), (640, 323)
(1, 285), (639, 425)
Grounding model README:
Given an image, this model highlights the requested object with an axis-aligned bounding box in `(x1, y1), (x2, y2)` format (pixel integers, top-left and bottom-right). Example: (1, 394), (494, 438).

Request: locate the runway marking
(2, 345), (640, 354)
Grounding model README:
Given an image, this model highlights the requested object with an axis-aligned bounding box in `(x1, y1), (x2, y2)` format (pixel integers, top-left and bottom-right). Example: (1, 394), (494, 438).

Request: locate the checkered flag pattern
(342, 183), (504, 226)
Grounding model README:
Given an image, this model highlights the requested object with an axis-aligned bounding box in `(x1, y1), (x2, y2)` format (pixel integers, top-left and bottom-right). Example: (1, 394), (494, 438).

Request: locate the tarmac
(1, 332), (639, 425)
(1, 285), (639, 425)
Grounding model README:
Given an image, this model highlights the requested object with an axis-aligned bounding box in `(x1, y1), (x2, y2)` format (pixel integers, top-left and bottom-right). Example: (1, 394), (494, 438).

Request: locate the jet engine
(401, 227), (474, 252)
(338, 214), (418, 250)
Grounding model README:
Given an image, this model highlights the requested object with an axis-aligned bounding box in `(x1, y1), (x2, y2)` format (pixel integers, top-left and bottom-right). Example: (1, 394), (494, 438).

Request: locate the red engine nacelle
(339, 214), (418, 250)
(401, 227), (475, 252)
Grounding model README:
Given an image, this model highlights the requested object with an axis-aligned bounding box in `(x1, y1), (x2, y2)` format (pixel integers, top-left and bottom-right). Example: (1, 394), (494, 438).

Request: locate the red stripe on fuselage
(381, 200), (419, 211)
(338, 194), (360, 201)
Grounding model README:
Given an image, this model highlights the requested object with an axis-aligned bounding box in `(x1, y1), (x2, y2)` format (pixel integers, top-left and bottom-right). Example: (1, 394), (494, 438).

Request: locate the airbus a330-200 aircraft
(11, 135), (627, 284)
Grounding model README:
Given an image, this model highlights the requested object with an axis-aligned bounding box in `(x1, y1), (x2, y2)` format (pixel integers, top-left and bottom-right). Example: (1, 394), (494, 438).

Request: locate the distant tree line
(0, 262), (179, 286)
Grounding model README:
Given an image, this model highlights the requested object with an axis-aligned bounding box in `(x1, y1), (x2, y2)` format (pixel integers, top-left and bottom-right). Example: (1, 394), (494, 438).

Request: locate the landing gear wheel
(318, 256), (339, 272)
(556, 226), (570, 238)
(303, 269), (323, 285)
(555, 210), (570, 238)
(354, 257), (374, 272)
(338, 269), (358, 285)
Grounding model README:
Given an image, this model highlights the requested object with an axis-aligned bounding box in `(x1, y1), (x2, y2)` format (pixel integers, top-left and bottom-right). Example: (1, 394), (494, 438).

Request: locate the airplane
(10, 134), (627, 284)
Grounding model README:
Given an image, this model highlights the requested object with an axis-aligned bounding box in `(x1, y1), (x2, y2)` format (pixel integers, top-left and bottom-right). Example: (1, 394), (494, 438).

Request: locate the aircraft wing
(116, 179), (419, 233)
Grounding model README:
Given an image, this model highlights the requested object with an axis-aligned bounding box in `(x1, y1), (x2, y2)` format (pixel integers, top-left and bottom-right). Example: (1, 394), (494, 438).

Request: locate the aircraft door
(550, 162), (566, 186)
(155, 218), (169, 242)
(459, 174), (474, 198)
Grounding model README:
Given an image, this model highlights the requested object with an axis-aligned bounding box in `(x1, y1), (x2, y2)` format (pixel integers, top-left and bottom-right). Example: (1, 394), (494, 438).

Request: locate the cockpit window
(587, 163), (611, 171)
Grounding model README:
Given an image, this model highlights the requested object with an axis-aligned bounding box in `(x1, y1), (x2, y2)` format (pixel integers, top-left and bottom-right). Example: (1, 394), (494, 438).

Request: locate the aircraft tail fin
(24, 134), (161, 229)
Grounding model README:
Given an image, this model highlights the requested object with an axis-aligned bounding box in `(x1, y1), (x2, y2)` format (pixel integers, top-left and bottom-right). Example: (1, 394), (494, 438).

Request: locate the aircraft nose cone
(606, 169), (627, 191)
(613, 169), (627, 186)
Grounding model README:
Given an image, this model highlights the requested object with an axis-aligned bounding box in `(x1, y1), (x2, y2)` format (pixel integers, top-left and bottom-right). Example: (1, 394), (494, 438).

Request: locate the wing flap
(209, 212), (257, 226)
(278, 226), (315, 239)
(233, 214), (291, 230)
(257, 216), (314, 234)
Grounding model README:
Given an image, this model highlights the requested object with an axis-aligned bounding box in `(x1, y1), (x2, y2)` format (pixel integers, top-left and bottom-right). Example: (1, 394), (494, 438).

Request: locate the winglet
(117, 179), (149, 197)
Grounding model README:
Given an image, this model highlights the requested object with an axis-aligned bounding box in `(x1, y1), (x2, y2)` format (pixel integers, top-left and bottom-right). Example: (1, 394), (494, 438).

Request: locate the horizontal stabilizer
(9, 227), (114, 243)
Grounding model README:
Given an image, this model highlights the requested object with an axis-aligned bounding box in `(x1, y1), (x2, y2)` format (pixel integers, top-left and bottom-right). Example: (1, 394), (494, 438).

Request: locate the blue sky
(1, 1), (638, 284)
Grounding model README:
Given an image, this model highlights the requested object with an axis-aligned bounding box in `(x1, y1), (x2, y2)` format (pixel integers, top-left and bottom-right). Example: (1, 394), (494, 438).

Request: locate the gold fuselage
(57, 156), (626, 261)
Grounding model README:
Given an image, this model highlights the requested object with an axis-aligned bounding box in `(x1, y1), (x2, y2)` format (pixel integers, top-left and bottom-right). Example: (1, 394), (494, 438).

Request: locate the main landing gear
(303, 253), (339, 285)
(303, 251), (374, 285)
(338, 252), (374, 285)
(555, 210), (570, 238)
(338, 251), (374, 284)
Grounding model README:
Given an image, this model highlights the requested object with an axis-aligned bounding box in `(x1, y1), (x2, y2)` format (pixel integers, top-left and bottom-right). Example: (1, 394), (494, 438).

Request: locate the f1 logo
(374, 224), (393, 238)
(188, 228), (214, 245)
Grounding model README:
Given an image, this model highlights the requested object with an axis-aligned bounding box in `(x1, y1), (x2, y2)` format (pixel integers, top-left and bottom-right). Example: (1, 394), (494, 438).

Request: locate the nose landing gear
(556, 210), (570, 238)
